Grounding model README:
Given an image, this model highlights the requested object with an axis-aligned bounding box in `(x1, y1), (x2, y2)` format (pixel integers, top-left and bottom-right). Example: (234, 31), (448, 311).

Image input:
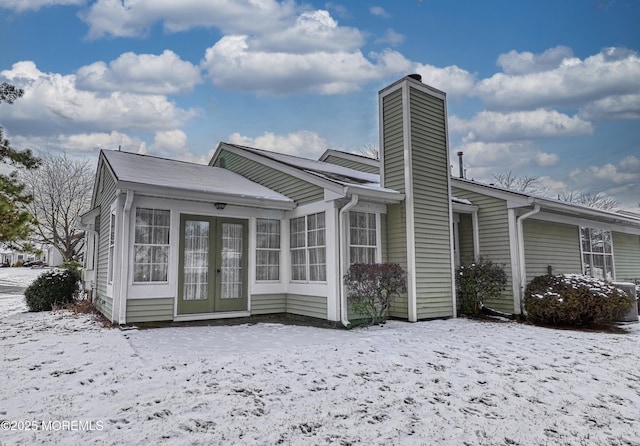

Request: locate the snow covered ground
(2, 271), (640, 445)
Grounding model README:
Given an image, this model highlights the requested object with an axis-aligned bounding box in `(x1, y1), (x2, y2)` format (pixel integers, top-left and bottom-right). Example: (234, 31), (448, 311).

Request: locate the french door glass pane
(183, 220), (209, 301)
(221, 223), (243, 299)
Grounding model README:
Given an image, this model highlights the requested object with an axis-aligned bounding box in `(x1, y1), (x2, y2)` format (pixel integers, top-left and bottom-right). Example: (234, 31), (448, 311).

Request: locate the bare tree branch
(22, 153), (93, 261)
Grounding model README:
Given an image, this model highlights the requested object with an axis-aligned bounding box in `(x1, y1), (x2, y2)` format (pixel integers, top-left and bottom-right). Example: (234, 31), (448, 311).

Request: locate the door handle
(216, 269), (221, 273)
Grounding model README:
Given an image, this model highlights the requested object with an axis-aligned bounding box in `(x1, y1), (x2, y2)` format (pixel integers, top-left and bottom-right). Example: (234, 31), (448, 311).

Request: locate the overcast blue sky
(0, 0), (638, 209)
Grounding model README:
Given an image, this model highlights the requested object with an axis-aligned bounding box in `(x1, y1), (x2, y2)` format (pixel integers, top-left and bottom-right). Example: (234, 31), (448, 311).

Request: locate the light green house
(81, 75), (640, 325)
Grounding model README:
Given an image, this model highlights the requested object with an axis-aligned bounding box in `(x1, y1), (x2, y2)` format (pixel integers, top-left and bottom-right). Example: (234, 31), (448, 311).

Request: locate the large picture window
(134, 208), (170, 282)
(349, 211), (377, 265)
(290, 212), (326, 282)
(256, 219), (280, 281)
(580, 227), (614, 280)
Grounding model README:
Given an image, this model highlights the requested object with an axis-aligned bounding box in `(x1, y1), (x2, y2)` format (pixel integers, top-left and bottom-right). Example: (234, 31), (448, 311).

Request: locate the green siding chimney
(379, 76), (455, 321)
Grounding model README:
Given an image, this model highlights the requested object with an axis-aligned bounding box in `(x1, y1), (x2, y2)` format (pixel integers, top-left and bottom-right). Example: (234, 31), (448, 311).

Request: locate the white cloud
(579, 93), (640, 121)
(450, 109), (593, 143)
(496, 46), (574, 75)
(0, 61), (199, 137)
(228, 130), (329, 159)
(620, 155), (640, 171)
(375, 29), (405, 46)
(79, 0), (296, 39)
(0, 0), (83, 12)
(202, 36), (409, 95)
(251, 10), (364, 53)
(452, 140), (539, 178)
(11, 131), (146, 154)
(535, 152), (559, 167)
(152, 129), (188, 152)
(369, 6), (390, 18)
(568, 157), (640, 208)
(76, 50), (202, 95)
(414, 64), (476, 97)
(476, 47), (640, 111)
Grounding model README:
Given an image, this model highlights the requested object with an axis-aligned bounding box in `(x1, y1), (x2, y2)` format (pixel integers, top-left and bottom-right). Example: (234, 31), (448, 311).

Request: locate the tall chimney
(457, 151), (464, 179)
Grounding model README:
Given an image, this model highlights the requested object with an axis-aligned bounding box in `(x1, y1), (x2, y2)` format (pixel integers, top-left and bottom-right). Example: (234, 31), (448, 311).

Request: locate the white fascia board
(530, 199), (640, 229)
(80, 206), (101, 224)
(452, 178), (530, 206)
(343, 185), (404, 204)
(529, 210), (640, 236)
(116, 181), (296, 210)
(452, 203), (479, 214)
(216, 143), (345, 195)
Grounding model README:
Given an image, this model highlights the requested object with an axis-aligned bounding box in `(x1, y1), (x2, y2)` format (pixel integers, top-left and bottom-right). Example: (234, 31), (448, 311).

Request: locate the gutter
(338, 194), (359, 328)
(516, 202), (541, 314)
(117, 190), (134, 325)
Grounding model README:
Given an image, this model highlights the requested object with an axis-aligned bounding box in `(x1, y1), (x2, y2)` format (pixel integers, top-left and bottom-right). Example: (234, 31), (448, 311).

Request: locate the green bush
(345, 263), (407, 326)
(24, 269), (81, 312)
(456, 257), (507, 316)
(524, 274), (633, 327)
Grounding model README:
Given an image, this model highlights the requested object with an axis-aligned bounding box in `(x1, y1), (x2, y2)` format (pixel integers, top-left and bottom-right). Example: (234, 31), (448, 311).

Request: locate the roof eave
(117, 180), (296, 210)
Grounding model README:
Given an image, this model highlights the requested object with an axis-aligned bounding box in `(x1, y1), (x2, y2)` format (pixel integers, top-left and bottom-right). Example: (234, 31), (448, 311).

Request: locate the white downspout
(118, 190), (134, 325)
(516, 202), (540, 314)
(338, 194), (359, 328)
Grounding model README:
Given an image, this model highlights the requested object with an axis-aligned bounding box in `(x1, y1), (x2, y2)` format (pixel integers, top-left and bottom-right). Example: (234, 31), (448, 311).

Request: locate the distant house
(81, 75), (640, 325)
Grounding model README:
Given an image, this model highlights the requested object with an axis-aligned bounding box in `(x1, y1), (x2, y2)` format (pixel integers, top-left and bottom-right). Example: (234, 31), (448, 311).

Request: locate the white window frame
(348, 211), (379, 265)
(133, 208), (171, 284)
(255, 218), (281, 282)
(289, 212), (326, 283)
(108, 212), (116, 284)
(579, 227), (615, 281)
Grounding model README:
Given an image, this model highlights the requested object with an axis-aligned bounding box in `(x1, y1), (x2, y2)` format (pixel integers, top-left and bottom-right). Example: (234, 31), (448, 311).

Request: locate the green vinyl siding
(452, 187), (514, 313)
(380, 213), (388, 263)
(251, 294), (286, 314)
(613, 232), (640, 281)
(214, 149), (323, 205)
(286, 294), (327, 319)
(94, 295), (113, 321)
(95, 163), (117, 321)
(381, 89), (408, 319)
(387, 203), (408, 318)
(523, 220), (582, 283)
(323, 154), (379, 174)
(126, 298), (174, 323)
(409, 87), (453, 319)
(382, 89), (406, 193)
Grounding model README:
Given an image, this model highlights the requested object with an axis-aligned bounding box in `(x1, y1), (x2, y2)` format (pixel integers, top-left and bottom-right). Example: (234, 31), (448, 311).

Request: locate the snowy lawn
(1, 271), (640, 445)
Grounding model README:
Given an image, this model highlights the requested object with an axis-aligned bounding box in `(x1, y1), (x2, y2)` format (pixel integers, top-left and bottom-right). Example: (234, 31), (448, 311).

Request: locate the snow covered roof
(452, 177), (640, 229)
(101, 150), (294, 207)
(223, 144), (380, 185)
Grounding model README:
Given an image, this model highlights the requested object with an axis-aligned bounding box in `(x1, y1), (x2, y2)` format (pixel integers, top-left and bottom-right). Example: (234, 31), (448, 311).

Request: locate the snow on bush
(524, 274), (633, 327)
(24, 268), (80, 312)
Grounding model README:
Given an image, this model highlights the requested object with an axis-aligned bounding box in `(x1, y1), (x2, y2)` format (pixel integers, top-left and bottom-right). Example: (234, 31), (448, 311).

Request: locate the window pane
(135, 226), (151, 244)
(135, 246), (151, 263)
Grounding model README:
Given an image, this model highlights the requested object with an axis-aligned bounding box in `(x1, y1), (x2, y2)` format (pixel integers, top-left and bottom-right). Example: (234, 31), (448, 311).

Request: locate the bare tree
(558, 191), (618, 212)
(22, 153), (93, 261)
(491, 171), (546, 195)
(358, 144), (379, 160)
(492, 171), (618, 211)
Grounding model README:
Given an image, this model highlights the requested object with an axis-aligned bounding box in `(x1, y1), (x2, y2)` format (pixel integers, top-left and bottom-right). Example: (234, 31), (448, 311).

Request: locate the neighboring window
(580, 227), (614, 280)
(349, 211), (377, 265)
(256, 219), (280, 281)
(290, 212), (326, 282)
(134, 208), (170, 282)
(108, 213), (115, 283)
